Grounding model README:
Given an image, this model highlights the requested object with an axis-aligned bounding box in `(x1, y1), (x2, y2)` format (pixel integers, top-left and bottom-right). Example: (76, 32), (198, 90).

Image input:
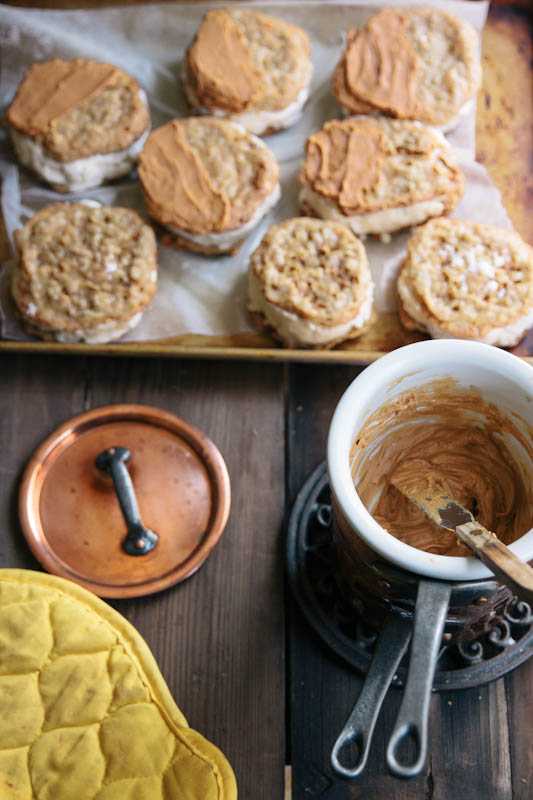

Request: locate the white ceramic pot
(327, 340), (533, 780)
(327, 339), (533, 584)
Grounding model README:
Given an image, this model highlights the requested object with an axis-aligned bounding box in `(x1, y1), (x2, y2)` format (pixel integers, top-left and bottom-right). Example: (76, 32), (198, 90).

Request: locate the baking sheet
(0, 0), (530, 363)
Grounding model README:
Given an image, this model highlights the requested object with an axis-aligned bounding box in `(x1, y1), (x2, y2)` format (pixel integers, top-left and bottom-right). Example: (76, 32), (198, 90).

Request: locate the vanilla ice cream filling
(248, 271), (374, 347)
(300, 186), (448, 237)
(182, 61), (312, 135)
(22, 311), (143, 345)
(399, 284), (533, 347)
(165, 182), (281, 251)
(437, 98), (475, 134)
(10, 89), (150, 193)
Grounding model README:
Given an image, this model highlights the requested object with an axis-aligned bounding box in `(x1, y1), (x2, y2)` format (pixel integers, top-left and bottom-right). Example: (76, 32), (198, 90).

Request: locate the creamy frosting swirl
(352, 380), (533, 557)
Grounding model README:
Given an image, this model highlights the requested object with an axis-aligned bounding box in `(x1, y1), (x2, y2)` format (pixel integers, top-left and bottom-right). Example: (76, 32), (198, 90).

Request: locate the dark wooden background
(0, 2), (532, 799)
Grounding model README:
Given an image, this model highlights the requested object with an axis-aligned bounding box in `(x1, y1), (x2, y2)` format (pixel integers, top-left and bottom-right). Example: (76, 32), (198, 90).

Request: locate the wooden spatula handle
(455, 522), (533, 606)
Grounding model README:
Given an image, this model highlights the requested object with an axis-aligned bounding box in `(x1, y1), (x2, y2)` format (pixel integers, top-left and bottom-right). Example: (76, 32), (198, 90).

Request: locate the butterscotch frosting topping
(185, 7), (311, 115)
(8, 59), (118, 135)
(344, 9), (428, 119)
(138, 118), (279, 235)
(299, 117), (464, 216)
(7, 59), (149, 162)
(300, 119), (384, 214)
(186, 10), (263, 114)
(332, 7), (481, 127)
(352, 381), (533, 557)
(139, 120), (229, 235)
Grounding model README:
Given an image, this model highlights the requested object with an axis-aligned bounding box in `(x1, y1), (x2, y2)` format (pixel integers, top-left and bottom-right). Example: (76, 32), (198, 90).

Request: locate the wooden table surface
(0, 2), (532, 799)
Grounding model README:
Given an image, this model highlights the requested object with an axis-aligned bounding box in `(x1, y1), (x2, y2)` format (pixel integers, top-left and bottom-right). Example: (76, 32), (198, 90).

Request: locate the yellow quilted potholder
(0, 569), (237, 800)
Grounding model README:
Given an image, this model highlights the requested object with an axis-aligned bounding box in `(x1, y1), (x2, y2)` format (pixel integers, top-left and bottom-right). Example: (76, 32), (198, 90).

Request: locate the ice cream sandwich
(138, 117), (280, 255)
(397, 217), (533, 347)
(11, 203), (157, 343)
(182, 7), (312, 136)
(298, 116), (464, 239)
(248, 217), (374, 348)
(6, 59), (151, 193)
(332, 7), (481, 132)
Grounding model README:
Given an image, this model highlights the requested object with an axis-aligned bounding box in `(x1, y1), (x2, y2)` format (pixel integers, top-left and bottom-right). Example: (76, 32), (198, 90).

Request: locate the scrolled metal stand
(287, 461), (533, 691)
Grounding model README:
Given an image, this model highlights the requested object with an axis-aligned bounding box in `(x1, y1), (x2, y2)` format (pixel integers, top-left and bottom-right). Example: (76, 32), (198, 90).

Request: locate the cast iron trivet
(287, 461), (533, 690)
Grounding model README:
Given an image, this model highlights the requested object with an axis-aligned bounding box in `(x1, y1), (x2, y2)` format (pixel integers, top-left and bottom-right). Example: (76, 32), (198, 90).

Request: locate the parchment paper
(0, 0), (511, 342)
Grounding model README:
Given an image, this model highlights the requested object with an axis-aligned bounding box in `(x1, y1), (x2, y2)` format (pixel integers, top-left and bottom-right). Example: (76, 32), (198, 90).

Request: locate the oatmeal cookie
(397, 217), (533, 347)
(182, 7), (312, 136)
(298, 116), (464, 239)
(248, 217), (374, 348)
(7, 59), (151, 192)
(332, 7), (481, 132)
(138, 117), (280, 255)
(12, 203), (157, 343)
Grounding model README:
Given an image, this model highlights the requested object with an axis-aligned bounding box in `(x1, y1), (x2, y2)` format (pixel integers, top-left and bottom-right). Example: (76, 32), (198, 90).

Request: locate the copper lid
(19, 404), (231, 598)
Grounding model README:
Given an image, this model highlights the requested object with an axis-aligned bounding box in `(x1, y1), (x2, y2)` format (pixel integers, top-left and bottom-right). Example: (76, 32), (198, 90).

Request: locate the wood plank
(286, 363), (429, 798)
(506, 660), (533, 798)
(0, 354), (287, 799)
(0, 353), (90, 567)
(430, 683), (513, 800)
(100, 358), (286, 799)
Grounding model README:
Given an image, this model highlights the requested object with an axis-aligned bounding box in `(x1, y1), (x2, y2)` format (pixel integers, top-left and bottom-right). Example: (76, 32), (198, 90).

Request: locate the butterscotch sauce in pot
(351, 380), (533, 557)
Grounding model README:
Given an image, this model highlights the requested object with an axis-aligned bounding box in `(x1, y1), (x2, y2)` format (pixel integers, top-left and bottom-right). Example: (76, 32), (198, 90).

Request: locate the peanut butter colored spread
(299, 117), (463, 217)
(138, 121), (229, 234)
(299, 119), (385, 213)
(7, 59), (125, 136)
(332, 39), (375, 117)
(352, 380), (533, 557)
(186, 9), (263, 113)
(341, 8), (431, 120)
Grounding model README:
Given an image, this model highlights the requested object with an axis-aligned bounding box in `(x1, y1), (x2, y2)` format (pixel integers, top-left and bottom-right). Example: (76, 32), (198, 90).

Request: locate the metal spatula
(391, 477), (533, 607)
